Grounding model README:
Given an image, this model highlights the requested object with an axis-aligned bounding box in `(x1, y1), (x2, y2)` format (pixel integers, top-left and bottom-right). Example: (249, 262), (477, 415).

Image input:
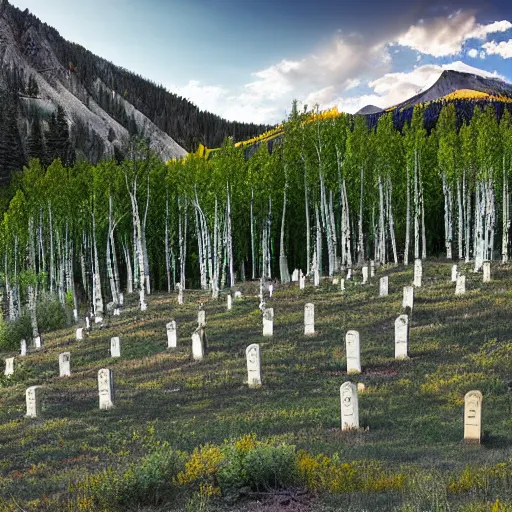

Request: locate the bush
(36, 293), (67, 332)
(0, 314), (32, 351)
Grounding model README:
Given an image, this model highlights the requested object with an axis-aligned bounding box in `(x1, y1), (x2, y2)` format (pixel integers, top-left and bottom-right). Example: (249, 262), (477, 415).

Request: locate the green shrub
(36, 293), (67, 332)
(0, 314), (32, 351)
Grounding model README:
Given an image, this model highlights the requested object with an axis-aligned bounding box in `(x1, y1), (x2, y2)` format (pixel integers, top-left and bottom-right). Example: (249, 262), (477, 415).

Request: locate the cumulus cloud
(395, 11), (512, 57)
(467, 48), (479, 58)
(482, 39), (512, 59)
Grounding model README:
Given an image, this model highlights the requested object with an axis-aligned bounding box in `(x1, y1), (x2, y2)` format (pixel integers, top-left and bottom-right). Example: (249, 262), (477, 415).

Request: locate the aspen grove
(2, 103), (512, 344)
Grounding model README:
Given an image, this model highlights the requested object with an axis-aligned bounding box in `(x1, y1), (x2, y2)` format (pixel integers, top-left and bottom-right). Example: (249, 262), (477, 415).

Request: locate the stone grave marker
(340, 278), (345, 291)
(464, 390), (482, 444)
(234, 290), (242, 299)
(177, 283), (184, 305)
(98, 369), (114, 410)
(246, 343), (262, 388)
(192, 329), (205, 361)
(362, 266), (369, 284)
(340, 382), (359, 430)
(345, 330), (361, 374)
(59, 352), (71, 377)
(299, 271), (305, 290)
(73, 309), (78, 322)
(139, 290), (147, 311)
(113, 308), (120, 316)
(347, 268), (352, 280)
(110, 337), (121, 358)
(370, 260), (375, 278)
(4, 357), (14, 377)
(167, 321), (177, 348)
(483, 261), (491, 283)
(76, 328), (83, 341)
(85, 317), (90, 331)
(452, 264), (458, 283)
(198, 310), (206, 329)
(291, 269), (299, 282)
(26, 386), (42, 418)
(402, 286), (414, 311)
(227, 294), (232, 311)
(455, 275), (466, 295)
(379, 276), (389, 297)
(395, 314), (409, 359)
(263, 308), (274, 337)
(304, 303), (315, 335)
(20, 339), (27, 356)
(313, 268), (320, 287)
(413, 259), (422, 287)
(333, 276), (339, 285)
(33, 335), (42, 349)
(269, 284), (273, 298)
(119, 293), (124, 306)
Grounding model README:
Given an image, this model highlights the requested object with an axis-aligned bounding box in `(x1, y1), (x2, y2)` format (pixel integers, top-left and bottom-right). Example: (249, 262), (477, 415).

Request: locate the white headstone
(4, 357), (14, 376)
(26, 386), (42, 418)
(313, 269), (320, 287)
(98, 369), (114, 410)
(33, 336), (42, 349)
(347, 268), (352, 280)
(263, 308), (274, 337)
(340, 278), (345, 291)
(455, 275), (466, 295)
(113, 308), (120, 316)
(483, 261), (491, 283)
(304, 303), (315, 335)
(268, 284), (273, 298)
(379, 276), (389, 297)
(198, 310), (206, 328)
(291, 269), (299, 282)
(362, 266), (369, 284)
(370, 260), (375, 277)
(59, 352), (71, 377)
(333, 277), (339, 285)
(464, 390), (482, 444)
(95, 316), (103, 324)
(413, 259), (422, 287)
(20, 339), (27, 356)
(246, 343), (262, 388)
(345, 330), (361, 374)
(299, 272), (305, 290)
(234, 291), (242, 299)
(227, 295), (232, 311)
(110, 337), (121, 358)
(73, 309), (78, 322)
(340, 382), (359, 430)
(402, 286), (414, 311)
(451, 264), (458, 283)
(191, 329), (204, 361)
(76, 328), (83, 341)
(395, 315), (409, 359)
(119, 293), (124, 306)
(177, 283), (184, 305)
(85, 317), (90, 331)
(167, 321), (177, 348)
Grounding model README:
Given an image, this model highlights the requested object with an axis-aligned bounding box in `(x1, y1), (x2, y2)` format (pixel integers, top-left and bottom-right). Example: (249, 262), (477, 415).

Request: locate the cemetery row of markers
(8, 258), (490, 444)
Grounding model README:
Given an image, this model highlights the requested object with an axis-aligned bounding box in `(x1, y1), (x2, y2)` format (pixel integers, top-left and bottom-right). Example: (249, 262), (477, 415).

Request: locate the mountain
(355, 104), (383, 115)
(0, 0), (270, 184)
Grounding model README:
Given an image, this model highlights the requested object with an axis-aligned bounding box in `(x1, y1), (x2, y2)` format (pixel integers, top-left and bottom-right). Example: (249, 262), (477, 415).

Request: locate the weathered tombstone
(198, 310), (206, 329)
(59, 352), (71, 377)
(483, 261), (491, 283)
(20, 339), (27, 356)
(113, 308), (120, 316)
(227, 294), (232, 311)
(451, 264), (458, 283)
(304, 303), (315, 335)
(234, 291), (242, 299)
(402, 286), (414, 311)
(313, 269), (320, 287)
(73, 309), (78, 322)
(177, 283), (184, 305)
(4, 357), (14, 376)
(379, 276), (389, 297)
(85, 316), (91, 331)
(455, 275), (466, 295)
(345, 330), (361, 374)
(464, 390), (483, 444)
(340, 382), (359, 430)
(263, 308), (274, 337)
(413, 259), (422, 287)
(119, 293), (124, 306)
(362, 266), (369, 284)
(26, 386), (42, 418)
(340, 278), (345, 291)
(291, 269), (299, 282)
(395, 315), (409, 359)
(95, 316), (103, 324)
(76, 328), (83, 341)
(370, 260), (375, 278)
(98, 369), (114, 410)
(269, 284), (273, 298)
(191, 329), (204, 361)
(246, 343), (262, 388)
(33, 336), (42, 349)
(167, 321), (177, 348)
(333, 276), (339, 285)
(299, 272), (305, 290)
(110, 337), (121, 358)
(346, 268), (352, 280)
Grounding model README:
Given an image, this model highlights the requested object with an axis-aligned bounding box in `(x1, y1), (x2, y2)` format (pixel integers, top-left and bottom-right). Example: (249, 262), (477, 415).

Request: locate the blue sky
(8, 0), (512, 124)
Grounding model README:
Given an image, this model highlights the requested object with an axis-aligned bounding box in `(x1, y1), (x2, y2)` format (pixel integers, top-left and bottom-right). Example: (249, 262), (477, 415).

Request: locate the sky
(8, 0), (512, 125)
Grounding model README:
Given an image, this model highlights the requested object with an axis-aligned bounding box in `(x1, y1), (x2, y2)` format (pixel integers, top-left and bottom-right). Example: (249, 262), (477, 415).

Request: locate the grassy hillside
(2, 261), (512, 511)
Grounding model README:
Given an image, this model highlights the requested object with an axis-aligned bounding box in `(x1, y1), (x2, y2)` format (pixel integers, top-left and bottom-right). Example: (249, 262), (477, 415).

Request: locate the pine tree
(27, 112), (45, 161)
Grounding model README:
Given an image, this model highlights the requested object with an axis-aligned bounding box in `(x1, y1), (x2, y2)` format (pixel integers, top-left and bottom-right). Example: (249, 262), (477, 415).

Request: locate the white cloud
(395, 11), (512, 57)
(467, 48), (479, 58)
(482, 39), (512, 59)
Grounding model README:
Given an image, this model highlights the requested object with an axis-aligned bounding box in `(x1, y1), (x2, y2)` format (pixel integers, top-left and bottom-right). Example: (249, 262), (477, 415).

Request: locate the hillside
(0, 0), (270, 184)
(1, 261), (512, 510)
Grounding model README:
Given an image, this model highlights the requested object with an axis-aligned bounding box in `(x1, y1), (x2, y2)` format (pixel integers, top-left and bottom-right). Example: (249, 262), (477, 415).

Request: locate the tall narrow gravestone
(76, 328), (83, 341)
(362, 266), (369, 284)
(370, 260), (375, 278)
(110, 337), (121, 358)
(227, 294), (232, 311)
(263, 308), (274, 337)
(452, 264), (458, 283)
(313, 268), (320, 287)
(379, 276), (389, 297)
(464, 390), (482, 444)
(167, 321), (177, 348)
(483, 261), (491, 283)
(340, 382), (359, 431)
(191, 329), (204, 361)
(20, 339), (27, 356)
(85, 317), (90, 331)
(455, 275), (466, 295)
(98, 369), (114, 410)
(345, 330), (361, 374)
(304, 303), (315, 335)
(403, 286), (414, 311)
(395, 315), (409, 359)
(413, 259), (422, 287)
(26, 386), (42, 418)
(4, 357), (14, 376)
(119, 293), (124, 306)
(33, 336), (42, 349)
(299, 272), (305, 290)
(73, 309), (78, 323)
(291, 269), (299, 282)
(347, 268), (352, 280)
(59, 352), (71, 377)
(268, 284), (273, 298)
(246, 343), (262, 388)
(340, 278), (345, 291)
(198, 310), (206, 329)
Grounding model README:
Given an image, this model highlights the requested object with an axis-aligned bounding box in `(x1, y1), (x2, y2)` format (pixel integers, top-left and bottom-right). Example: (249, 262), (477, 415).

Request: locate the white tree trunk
(503, 158), (509, 263)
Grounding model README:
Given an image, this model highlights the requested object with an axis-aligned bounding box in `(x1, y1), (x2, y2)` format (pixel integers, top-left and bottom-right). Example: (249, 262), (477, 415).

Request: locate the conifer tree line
(2, 102), (512, 342)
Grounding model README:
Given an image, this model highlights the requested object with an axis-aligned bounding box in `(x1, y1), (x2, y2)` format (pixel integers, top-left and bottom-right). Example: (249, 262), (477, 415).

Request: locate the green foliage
(0, 313), (31, 351)
(36, 294), (67, 333)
